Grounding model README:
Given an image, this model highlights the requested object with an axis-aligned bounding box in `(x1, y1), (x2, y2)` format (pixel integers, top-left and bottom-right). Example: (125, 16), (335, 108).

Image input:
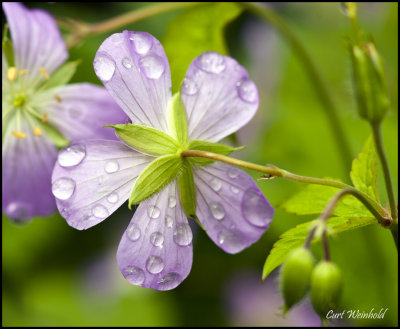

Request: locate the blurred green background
(2, 2), (398, 326)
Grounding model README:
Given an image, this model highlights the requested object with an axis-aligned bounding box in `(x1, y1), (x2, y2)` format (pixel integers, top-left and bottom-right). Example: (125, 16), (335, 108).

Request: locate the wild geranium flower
(2, 3), (125, 221)
(52, 30), (274, 290)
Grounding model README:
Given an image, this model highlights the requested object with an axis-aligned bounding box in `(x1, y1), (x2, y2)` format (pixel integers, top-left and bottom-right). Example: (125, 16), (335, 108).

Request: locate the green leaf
(262, 216), (377, 280)
(129, 154), (182, 208)
(178, 160), (196, 218)
(108, 124), (180, 156)
(188, 140), (245, 166)
(40, 60), (80, 90)
(163, 2), (242, 93)
(350, 135), (379, 201)
(168, 92), (188, 146)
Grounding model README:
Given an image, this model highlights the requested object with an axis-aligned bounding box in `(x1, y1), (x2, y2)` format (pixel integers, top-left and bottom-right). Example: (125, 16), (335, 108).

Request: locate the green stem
(240, 2), (353, 173)
(181, 150), (388, 221)
(371, 122), (397, 220)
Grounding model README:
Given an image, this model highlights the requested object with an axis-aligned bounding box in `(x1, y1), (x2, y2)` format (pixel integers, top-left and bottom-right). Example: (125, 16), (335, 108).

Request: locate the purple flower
(2, 3), (126, 221)
(52, 30), (275, 290)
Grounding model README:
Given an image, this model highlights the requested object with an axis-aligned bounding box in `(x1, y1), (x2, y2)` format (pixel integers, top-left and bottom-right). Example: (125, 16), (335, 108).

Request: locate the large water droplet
(158, 272), (181, 290)
(210, 202), (225, 220)
(168, 196), (176, 208)
(122, 57), (132, 69)
(5, 202), (30, 220)
(148, 205), (160, 219)
(105, 160), (119, 173)
(242, 188), (273, 227)
(165, 215), (173, 228)
(94, 53), (116, 82)
(181, 78), (198, 95)
(146, 256), (164, 274)
(218, 230), (246, 253)
(237, 78), (257, 103)
(228, 168), (239, 179)
(150, 232), (164, 248)
(58, 144), (86, 167)
(210, 178), (222, 191)
(124, 266), (145, 285)
(173, 223), (193, 246)
(130, 32), (152, 55)
(139, 55), (165, 79)
(196, 52), (226, 74)
(52, 177), (75, 200)
(107, 192), (118, 204)
(92, 204), (109, 219)
(127, 223), (141, 241)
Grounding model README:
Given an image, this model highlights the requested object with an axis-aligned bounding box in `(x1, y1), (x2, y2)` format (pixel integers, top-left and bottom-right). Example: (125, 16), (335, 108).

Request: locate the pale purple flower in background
(2, 2), (126, 221)
(52, 30), (274, 290)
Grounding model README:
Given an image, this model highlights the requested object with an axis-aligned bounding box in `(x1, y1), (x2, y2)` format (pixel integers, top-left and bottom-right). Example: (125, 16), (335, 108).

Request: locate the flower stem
(240, 2), (353, 173)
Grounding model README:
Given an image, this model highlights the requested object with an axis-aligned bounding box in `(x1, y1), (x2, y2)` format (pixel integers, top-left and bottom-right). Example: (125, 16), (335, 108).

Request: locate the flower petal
(31, 83), (128, 141)
(2, 2), (67, 85)
(181, 52), (259, 142)
(117, 180), (193, 290)
(193, 163), (274, 254)
(52, 140), (153, 230)
(94, 31), (171, 132)
(2, 113), (57, 221)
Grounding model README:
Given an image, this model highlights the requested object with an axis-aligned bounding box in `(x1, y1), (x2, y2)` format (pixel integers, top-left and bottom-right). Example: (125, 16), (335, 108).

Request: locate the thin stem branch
(322, 231), (330, 261)
(240, 2), (353, 173)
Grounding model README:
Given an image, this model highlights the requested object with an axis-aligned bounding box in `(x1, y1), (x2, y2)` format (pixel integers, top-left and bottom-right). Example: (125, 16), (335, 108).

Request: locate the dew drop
(139, 55), (165, 79)
(146, 256), (164, 274)
(228, 168), (239, 179)
(218, 230), (246, 253)
(150, 232), (164, 248)
(111, 33), (123, 44)
(230, 185), (240, 194)
(210, 202), (225, 220)
(92, 204), (109, 219)
(107, 192), (118, 204)
(58, 144), (86, 167)
(148, 205), (160, 219)
(165, 215), (173, 228)
(105, 160), (119, 173)
(242, 188), (273, 227)
(130, 32), (152, 55)
(52, 177), (75, 200)
(168, 196), (176, 208)
(236, 78), (257, 103)
(124, 266), (145, 285)
(127, 223), (141, 241)
(196, 52), (226, 74)
(210, 178), (222, 192)
(173, 223), (193, 246)
(94, 53), (116, 82)
(181, 78), (198, 95)
(158, 272), (181, 290)
(122, 57), (132, 69)
(5, 202), (30, 220)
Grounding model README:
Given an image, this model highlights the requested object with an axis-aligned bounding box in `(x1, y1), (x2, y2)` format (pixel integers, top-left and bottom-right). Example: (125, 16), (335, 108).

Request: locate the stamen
(33, 127), (42, 136)
(54, 94), (62, 103)
(39, 67), (50, 80)
(13, 96), (25, 107)
(19, 69), (30, 76)
(7, 67), (17, 81)
(12, 131), (26, 139)
(42, 113), (48, 123)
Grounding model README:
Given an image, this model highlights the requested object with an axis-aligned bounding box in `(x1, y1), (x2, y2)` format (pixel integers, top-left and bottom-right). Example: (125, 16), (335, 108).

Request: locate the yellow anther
(13, 97), (25, 107)
(39, 67), (50, 80)
(12, 131), (26, 139)
(19, 69), (30, 76)
(7, 67), (17, 81)
(42, 113), (48, 123)
(33, 127), (42, 136)
(54, 94), (62, 103)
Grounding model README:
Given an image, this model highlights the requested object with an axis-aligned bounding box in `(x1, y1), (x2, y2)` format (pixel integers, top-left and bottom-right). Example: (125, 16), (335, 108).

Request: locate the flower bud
(310, 261), (343, 317)
(280, 247), (315, 312)
(350, 42), (390, 123)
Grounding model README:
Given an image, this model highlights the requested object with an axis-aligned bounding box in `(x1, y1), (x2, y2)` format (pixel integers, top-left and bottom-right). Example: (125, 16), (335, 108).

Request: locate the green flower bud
(280, 247), (315, 312)
(310, 261), (343, 318)
(350, 42), (390, 123)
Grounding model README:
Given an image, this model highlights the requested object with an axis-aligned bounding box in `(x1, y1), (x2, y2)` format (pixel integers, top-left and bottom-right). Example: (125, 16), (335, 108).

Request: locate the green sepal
(129, 154), (182, 209)
(188, 140), (245, 166)
(168, 92), (189, 147)
(2, 24), (14, 67)
(39, 60), (80, 91)
(178, 160), (197, 218)
(107, 124), (180, 156)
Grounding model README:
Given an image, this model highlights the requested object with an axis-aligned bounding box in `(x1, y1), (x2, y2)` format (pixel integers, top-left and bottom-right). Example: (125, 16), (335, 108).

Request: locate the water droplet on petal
(230, 185), (240, 194)
(173, 223), (193, 246)
(105, 160), (119, 173)
(228, 168), (239, 179)
(92, 204), (109, 219)
(94, 53), (116, 82)
(146, 256), (164, 274)
(139, 55), (165, 79)
(210, 202), (225, 220)
(158, 272), (181, 290)
(111, 33), (123, 44)
(168, 196), (176, 208)
(242, 188), (273, 227)
(107, 192), (118, 204)
(124, 266), (145, 285)
(218, 230), (246, 253)
(52, 177), (76, 200)
(196, 52), (226, 74)
(58, 144), (86, 167)
(122, 57), (132, 69)
(148, 205), (160, 219)
(237, 78), (258, 103)
(210, 178), (222, 191)
(130, 32), (152, 55)
(181, 78), (198, 95)
(150, 232), (164, 247)
(127, 223), (141, 241)
(165, 215), (173, 228)
(5, 202), (31, 220)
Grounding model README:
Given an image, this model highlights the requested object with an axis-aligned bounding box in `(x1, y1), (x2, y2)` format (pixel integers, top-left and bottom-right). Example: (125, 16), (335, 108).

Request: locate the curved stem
(240, 2), (353, 173)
